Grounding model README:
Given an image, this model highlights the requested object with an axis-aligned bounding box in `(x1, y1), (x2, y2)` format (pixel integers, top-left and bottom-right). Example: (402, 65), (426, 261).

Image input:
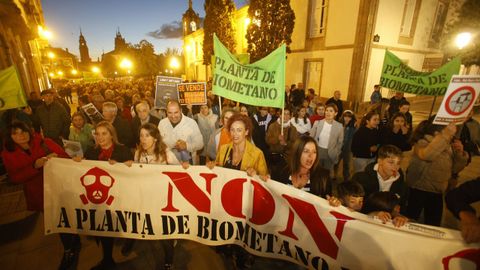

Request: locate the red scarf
(98, 144), (115, 161)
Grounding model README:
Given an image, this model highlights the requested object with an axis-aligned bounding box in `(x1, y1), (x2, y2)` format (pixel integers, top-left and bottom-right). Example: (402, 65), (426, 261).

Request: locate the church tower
(114, 28), (127, 51)
(182, 0), (200, 36)
(79, 29), (91, 63)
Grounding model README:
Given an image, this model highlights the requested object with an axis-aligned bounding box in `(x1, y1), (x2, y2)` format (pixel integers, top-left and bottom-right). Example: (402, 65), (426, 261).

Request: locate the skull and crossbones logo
(79, 167), (115, 205)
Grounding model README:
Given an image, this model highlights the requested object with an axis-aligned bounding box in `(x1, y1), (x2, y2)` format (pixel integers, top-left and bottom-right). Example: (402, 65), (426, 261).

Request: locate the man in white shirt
(158, 100), (204, 164)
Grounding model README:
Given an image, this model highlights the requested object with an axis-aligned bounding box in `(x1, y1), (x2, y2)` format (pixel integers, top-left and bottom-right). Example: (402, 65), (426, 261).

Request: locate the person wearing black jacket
(351, 111), (380, 173)
(102, 101), (134, 148)
(34, 89), (71, 146)
(326, 90), (344, 121)
(251, 107), (272, 158)
(387, 92), (406, 120)
(380, 113), (412, 152)
(290, 83), (305, 108)
(276, 136), (332, 198)
(131, 102), (160, 145)
(79, 121), (133, 269)
(352, 145), (408, 212)
(445, 177), (480, 243)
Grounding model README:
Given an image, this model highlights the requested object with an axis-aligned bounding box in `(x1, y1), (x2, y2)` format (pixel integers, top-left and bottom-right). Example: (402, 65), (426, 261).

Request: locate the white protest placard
(81, 103), (104, 124)
(44, 158), (480, 270)
(62, 139), (83, 158)
(434, 75), (480, 125)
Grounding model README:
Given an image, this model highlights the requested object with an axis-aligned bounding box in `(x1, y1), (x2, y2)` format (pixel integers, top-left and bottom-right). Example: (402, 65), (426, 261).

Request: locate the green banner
(379, 50), (461, 96)
(213, 34), (285, 108)
(0, 65), (27, 110)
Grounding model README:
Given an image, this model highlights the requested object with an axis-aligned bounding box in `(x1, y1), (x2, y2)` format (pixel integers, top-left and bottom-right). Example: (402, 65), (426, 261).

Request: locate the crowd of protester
(0, 79), (479, 270)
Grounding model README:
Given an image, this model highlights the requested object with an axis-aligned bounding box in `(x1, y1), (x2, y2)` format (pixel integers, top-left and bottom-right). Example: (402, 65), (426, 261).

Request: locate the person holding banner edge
(123, 123), (181, 269)
(210, 113), (268, 268)
(73, 121), (134, 269)
(213, 113), (268, 179)
(1, 121), (80, 270)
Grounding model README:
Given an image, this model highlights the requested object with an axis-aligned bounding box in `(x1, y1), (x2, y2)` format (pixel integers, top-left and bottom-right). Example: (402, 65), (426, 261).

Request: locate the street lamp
(170, 57), (180, 69)
(38, 26), (53, 40)
(47, 52), (56, 76)
(119, 58), (133, 76)
(119, 58), (133, 69)
(71, 69), (78, 75)
(455, 32), (472, 49)
(170, 57), (180, 76)
(92, 66), (100, 74)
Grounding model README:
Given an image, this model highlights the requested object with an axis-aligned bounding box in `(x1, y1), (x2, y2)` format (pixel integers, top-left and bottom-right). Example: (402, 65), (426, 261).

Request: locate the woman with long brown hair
(287, 136), (332, 197)
(351, 110), (380, 173)
(75, 121), (133, 269)
(134, 123), (179, 165)
(120, 123), (179, 269)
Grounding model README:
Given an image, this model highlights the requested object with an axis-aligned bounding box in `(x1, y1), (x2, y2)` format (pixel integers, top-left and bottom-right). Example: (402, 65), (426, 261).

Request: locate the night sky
(41, 0), (246, 59)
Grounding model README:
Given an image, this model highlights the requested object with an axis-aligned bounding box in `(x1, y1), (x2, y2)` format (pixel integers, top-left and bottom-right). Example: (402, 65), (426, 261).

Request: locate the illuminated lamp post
(119, 58), (133, 76)
(170, 57), (180, 76)
(455, 32), (473, 75)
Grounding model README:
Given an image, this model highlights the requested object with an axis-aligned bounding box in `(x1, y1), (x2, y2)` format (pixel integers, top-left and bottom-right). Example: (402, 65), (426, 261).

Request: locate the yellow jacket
(216, 140), (269, 176)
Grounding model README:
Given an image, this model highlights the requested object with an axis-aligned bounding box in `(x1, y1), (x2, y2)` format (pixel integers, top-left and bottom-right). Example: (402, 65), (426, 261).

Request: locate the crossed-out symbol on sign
(445, 86), (476, 116)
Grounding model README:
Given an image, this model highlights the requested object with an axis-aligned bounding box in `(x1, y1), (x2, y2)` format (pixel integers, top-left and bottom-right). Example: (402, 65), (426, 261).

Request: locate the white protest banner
(44, 158), (480, 270)
(434, 75), (480, 125)
(154, 76), (182, 109)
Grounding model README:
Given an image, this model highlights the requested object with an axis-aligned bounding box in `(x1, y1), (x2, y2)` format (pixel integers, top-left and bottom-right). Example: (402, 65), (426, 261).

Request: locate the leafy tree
(203, 0), (236, 65)
(132, 40), (160, 76)
(442, 0), (480, 65)
(164, 47), (181, 57)
(246, 0), (295, 62)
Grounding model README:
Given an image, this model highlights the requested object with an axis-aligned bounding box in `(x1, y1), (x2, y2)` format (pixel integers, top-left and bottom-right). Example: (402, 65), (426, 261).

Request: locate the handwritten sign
(177, 82), (207, 105)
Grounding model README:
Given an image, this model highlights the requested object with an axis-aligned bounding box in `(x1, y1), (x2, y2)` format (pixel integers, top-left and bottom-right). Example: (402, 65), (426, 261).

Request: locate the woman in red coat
(2, 121), (69, 210)
(1, 121), (80, 270)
